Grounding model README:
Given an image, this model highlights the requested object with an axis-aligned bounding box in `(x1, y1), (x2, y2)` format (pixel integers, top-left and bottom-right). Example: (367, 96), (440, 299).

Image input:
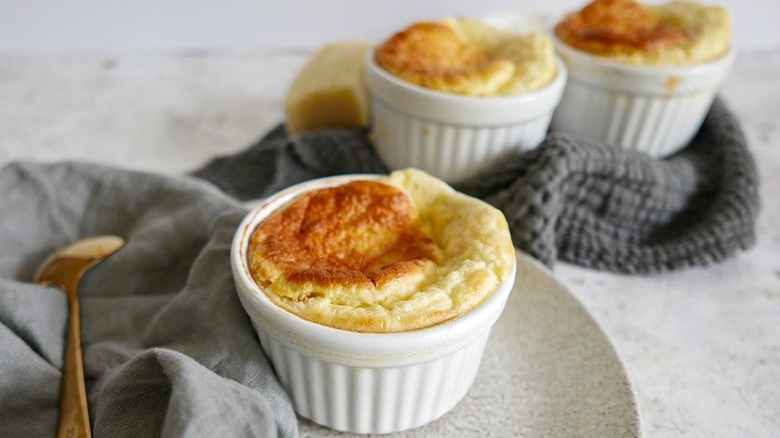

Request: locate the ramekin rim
(364, 49), (568, 105)
(553, 36), (734, 73)
(543, 9), (735, 76)
(231, 173), (517, 352)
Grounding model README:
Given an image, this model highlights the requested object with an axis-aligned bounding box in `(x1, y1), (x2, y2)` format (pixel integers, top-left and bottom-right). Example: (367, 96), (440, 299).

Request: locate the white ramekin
(365, 53), (567, 183)
(231, 174), (517, 434)
(550, 34), (734, 157)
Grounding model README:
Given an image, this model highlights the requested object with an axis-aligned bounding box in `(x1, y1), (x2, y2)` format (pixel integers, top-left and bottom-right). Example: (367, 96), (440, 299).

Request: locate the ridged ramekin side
(552, 79), (719, 156)
(372, 97), (552, 182)
(551, 38), (733, 157)
(256, 326), (491, 434)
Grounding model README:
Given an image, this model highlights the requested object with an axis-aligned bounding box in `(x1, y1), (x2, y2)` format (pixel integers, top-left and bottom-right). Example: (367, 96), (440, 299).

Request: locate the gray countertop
(1, 50), (778, 437)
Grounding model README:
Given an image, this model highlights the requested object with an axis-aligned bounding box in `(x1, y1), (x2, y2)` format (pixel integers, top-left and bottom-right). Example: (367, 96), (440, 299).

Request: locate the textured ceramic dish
(231, 174), (517, 434)
(297, 250), (642, 437)
(549, 30), (734, 158)
(365, 52), (566, 183)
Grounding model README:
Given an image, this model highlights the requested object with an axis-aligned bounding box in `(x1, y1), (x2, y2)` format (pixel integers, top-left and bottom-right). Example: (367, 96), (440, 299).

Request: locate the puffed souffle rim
(246, 168), (516, 333)
(374, 17), (558, 96)
(554, 0), (731, 65)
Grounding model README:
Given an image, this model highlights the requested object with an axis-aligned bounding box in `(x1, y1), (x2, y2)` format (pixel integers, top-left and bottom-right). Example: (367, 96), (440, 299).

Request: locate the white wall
(1, 0), (777, 54)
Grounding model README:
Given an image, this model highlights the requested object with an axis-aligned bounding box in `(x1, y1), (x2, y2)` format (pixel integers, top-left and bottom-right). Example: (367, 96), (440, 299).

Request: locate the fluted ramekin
(550, 34), (734, 157)
(231, 174), (517, 434)
(365, 53), (566, 183)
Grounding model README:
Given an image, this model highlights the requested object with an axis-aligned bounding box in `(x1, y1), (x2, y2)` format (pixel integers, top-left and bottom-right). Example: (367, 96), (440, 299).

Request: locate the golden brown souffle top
(374, 18), (557, 96)
(252, 179), (435, 290)
(554, 0), (731, 65)
(247, 169), (515, 333)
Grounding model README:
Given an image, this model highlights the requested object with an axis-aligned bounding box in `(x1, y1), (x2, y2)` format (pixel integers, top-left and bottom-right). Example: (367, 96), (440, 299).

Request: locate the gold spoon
(34, 235), (125, 438)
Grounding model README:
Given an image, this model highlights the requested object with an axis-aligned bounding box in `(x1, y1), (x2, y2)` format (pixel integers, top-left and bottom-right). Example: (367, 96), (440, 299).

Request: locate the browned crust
(249, 180), (437, 290)
(554, 0), (686, 53)
(374, 21), (515, 95)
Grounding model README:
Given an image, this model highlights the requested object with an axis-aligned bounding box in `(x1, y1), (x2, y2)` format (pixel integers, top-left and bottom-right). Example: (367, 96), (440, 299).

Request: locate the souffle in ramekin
(231, 168), (516, 434)
(550, 0), (733, 157)
(367, 18), (566, 183)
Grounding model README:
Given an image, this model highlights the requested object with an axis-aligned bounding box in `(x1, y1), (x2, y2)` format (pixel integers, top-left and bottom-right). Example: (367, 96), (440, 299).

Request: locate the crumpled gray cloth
(0, 162), (298, 437)
(194, 98), (760, 274)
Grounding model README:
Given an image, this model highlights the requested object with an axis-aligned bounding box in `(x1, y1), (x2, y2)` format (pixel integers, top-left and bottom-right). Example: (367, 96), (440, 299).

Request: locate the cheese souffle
(247, 168), (515, 333)
(375, 18), (558, 96)
(366, 18), (566, 182)
(549, 0), (733, 157)
(554, 0), (731, 65)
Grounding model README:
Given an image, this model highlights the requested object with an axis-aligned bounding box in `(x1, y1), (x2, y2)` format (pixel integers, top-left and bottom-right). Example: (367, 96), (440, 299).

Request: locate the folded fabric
(194, 98), (760, 274)
(0, 162), (298, 438)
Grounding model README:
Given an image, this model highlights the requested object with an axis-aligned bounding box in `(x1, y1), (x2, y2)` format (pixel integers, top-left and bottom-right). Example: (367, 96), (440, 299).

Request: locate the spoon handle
(57, 284), (92, 438)
(35, 236), (124, 438)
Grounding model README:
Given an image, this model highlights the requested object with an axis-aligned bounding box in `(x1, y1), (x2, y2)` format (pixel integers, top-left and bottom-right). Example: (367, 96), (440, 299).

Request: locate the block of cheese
(284, 42), (374, 135)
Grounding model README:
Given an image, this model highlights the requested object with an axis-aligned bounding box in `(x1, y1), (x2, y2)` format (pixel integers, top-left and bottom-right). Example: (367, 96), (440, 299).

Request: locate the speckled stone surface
(1, 50), (778, 437)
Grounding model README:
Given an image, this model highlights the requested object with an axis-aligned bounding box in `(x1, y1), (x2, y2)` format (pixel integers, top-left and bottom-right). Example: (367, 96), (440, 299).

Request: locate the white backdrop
(1, 0), (777, 53)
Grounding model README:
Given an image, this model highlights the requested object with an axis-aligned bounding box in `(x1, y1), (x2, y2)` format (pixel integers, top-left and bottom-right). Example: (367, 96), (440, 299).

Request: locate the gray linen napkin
(0, 162), (297, 437)
(194, 98), (760, 274)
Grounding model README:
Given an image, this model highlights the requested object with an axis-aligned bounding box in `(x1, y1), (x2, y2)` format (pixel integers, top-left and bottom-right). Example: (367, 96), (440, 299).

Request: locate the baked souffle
(247, 169), (516, 333)
(554, 0), (731, 65)
(374, 18), (557, 96)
